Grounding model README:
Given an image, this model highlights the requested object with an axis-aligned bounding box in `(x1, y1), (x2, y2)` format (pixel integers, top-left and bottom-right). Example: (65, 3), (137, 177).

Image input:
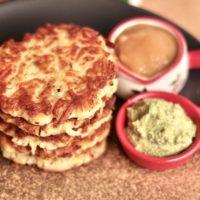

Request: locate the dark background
(0, 0), (199, 105)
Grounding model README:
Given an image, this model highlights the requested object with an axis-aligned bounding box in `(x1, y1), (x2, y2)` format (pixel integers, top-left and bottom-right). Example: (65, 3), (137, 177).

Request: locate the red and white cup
(108, 17), (200, 99)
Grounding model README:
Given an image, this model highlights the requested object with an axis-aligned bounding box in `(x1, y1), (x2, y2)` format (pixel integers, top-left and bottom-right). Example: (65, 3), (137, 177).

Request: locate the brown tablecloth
(141, 0), (200, 39)
(1, 135), (200, 200)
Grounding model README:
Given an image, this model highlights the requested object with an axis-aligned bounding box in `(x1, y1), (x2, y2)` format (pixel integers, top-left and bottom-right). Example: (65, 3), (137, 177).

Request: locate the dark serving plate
(0, 0), (199, 105)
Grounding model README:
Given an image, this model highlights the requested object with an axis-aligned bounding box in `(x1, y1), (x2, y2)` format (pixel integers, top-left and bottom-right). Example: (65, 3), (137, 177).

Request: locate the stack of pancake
(0, 23), (118, 171)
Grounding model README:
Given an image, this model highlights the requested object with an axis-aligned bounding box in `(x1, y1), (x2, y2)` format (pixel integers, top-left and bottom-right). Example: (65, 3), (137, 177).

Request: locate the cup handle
(189, 50), (200, 69)
(195, 105), (200, 115)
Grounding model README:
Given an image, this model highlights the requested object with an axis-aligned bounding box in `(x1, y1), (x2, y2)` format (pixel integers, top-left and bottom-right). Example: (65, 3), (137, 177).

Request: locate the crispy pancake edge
(0, 23), (118, 125)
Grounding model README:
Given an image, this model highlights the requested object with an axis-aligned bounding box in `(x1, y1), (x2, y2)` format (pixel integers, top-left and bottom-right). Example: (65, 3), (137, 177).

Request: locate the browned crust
(0, 96), (115, 138)
(0, 139), (106, 173)
(0, 23), (118, 124)
(0, 122), (110, 159)
(36, 122), (109, 158)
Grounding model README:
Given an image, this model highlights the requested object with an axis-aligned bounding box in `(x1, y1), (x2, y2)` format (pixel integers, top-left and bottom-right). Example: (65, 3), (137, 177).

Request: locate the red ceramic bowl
(115, 91), (200, 170)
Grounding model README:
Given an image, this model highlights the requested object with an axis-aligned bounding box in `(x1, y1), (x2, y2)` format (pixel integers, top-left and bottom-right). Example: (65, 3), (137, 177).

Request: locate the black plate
(0, 0), (199, 105)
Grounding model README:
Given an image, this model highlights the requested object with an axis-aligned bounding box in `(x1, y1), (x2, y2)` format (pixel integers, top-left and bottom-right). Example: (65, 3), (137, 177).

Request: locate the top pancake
(0, 23), (118, 125)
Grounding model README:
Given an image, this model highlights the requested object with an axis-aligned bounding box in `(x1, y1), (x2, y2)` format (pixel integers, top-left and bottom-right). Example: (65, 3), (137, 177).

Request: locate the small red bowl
(115, 91), (200, 170)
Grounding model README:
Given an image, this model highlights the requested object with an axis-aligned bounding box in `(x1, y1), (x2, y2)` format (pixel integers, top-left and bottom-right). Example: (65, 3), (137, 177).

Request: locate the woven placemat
(0, 135), (200, 200)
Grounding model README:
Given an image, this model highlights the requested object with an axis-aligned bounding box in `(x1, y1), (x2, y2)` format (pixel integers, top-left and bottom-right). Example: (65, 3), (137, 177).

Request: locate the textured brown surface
(0, 134), (200, 200)
(141, 0), (200, 39)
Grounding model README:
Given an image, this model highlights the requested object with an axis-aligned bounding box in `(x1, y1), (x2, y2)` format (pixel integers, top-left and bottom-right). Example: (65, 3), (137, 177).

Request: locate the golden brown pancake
(0, 111), (111, 153)
(0, 23), (118, 125)
(0, 122), (110, 157)
(0, 96), (115, 137)
(0, 133), (106, 172)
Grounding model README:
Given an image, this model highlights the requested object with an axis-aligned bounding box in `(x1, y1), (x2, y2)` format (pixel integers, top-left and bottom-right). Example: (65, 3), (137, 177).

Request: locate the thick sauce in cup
(115, 24), (178, 78)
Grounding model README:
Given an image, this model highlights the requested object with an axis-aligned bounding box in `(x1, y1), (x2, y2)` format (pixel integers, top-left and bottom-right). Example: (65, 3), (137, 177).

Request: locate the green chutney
(127, 99), (196, 157)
